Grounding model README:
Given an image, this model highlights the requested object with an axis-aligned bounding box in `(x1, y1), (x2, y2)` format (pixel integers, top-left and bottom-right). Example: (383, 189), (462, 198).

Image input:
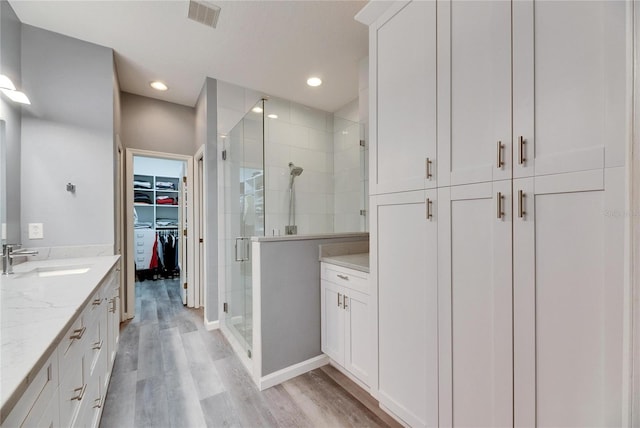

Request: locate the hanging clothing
(163, 234), (176, 272)
(149, 233), (159, 270)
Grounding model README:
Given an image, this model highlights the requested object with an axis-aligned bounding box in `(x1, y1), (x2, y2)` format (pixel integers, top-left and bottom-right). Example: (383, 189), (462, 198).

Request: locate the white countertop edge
(321, 253), (370, 273)
(0, 255), (120, 421)
(252, 232), (369, 242)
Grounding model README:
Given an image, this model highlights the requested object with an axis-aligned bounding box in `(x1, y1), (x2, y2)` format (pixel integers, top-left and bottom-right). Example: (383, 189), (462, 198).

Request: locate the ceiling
(9, 0), (368, 112)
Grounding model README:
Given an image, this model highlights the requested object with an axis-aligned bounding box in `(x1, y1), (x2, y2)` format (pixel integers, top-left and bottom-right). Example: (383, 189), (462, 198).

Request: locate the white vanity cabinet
(321, 262), (371, 389)
(1, 261), (120, 428)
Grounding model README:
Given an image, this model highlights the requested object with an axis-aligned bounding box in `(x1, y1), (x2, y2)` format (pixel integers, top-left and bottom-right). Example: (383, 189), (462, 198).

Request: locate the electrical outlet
(28, 223), (44, 240)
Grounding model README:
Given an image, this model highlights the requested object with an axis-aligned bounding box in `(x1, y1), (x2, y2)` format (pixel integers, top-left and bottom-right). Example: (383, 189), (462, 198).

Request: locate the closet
(133, 157), (184, 279)
(361, 0), (630, 426)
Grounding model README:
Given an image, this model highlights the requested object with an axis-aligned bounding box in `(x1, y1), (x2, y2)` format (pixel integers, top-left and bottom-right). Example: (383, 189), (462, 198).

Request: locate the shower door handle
(235, 237), (243, 262)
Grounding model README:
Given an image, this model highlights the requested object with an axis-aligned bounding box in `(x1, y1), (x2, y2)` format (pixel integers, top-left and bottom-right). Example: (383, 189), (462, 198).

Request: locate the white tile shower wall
(264, 98), (334, 235)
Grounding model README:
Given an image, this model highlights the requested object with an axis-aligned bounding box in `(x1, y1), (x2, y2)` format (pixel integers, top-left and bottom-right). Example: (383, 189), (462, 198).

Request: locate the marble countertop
(252, 232), (369, 242)
(0, 255), (120, 419)
(321, 253), (370, 273)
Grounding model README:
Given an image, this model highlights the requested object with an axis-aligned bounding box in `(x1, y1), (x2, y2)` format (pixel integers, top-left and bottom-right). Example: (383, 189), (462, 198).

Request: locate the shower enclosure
(223, 99), (265, 357)
(221, 96), (369, 361)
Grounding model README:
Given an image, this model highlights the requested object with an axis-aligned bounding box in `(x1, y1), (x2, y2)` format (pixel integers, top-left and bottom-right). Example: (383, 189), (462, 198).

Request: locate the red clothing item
(149, 233), (159, 269)
(156, 197), (176, 205)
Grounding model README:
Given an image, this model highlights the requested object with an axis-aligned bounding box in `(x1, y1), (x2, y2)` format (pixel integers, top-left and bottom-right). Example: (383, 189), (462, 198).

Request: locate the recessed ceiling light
(252, 106), (263, 113)
(150, 81), (168, 91)
(267, 114), (278, 119)
(307, 77), (322, 87)
(0, 75), (16, 91)
(1, 89), (30, 105)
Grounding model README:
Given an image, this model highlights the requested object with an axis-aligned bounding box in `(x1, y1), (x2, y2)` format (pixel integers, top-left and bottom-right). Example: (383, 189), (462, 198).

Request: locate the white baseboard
(258, 354), (329, 391)
(204, 318), (220, 331)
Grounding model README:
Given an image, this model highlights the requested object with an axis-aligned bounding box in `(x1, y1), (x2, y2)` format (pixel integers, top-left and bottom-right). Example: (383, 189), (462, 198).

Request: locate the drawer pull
(70, 326), (86, 340)
(92, 340), (103, 350)
(344, 296), (349, 310)
(338, 293), (342, 308)
(337, 274), (349, 281)
(92, 298), (102, 306)
(71, 384), (86, 401)
(109, 298), (117, 313)
(93, 397), (103, 409)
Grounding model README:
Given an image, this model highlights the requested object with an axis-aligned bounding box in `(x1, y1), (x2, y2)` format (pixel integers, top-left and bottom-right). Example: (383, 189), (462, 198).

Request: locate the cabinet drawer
(59, 353), (85, 427)
(1, 352), (58, 427)
(322, 264), (369, 294)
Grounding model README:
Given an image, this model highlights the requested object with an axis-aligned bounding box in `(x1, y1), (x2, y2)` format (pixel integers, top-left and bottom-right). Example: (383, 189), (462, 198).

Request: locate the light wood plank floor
(100, 279), (400, 428)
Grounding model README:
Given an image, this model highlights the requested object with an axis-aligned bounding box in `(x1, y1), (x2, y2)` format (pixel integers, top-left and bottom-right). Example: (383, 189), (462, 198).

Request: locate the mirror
(0, 120), (5, 243)
(1, 0), (23, 245)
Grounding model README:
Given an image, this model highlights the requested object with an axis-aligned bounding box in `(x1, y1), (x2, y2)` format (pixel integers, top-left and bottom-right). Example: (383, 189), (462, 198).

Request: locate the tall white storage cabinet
(372, 0), (437, 195)
(358, 0), (632, 426)
(372, 190), (438, 428)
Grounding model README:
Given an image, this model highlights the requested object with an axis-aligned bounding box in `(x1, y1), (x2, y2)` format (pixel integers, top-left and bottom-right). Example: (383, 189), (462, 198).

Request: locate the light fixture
(252, 106), (263, 113)
(150, 81), (168, 91)
(267, 114), (278, 119)
(306, 77), (322, 87)
(0, 75), (16, 91)
(1, 89), (30, 105)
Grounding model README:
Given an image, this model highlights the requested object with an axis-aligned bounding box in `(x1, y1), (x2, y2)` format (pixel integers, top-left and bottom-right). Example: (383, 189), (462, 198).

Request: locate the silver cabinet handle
(518, 136), (526, 165)
(344, 296), (349, 310)
(497, 141), (504, 168)
(93, 397), (103, 409)
(337, 293), (342, 308)
(70, 326), (86, 340)
(71, 384), (86, 401)
(337, 274), (349, 281)
(92, 298), (102, 306)
(92, 340), (103, 350)
(109, 298), (116, 313)
(234, 237), (243, 262)
(518, 190), (526, 219)
(426, 198), (433, 220)
(425, 158), (433, 179)
(497, 192), (504, 219)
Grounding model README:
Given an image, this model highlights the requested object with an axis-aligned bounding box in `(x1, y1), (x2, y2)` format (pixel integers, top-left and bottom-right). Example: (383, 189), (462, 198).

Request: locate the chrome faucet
(2, 244), (39, 275)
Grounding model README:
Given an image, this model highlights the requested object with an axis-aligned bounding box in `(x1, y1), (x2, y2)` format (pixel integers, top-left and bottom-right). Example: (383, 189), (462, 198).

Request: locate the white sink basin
(16, 265), (91, 278)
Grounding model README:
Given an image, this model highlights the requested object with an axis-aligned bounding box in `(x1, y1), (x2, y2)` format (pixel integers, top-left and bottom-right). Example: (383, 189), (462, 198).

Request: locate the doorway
(124, 149), (196, 320)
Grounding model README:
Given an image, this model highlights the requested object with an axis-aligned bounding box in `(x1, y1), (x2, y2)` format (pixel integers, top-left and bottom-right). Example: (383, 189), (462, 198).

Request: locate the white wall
(120, 92), (196, 156)
(134, 156), (184, 178)
(20, 24), (115, 248)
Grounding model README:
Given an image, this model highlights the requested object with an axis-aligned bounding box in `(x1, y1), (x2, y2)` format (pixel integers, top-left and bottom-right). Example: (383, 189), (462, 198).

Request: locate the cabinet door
(437, 0), (511, 186)
(321, 280), (345, 366)
(374, 189), (438, 428)
(437, 181), (512, 427)
(373, 0), (437, 194)
(344, 288), (370, 387)
(513, 0), (627, 178)
(513, 168), (625, 427)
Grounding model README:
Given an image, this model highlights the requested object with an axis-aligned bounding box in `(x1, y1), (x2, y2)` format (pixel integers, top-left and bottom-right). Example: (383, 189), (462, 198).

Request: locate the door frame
(124, 148), (195, 320)
(115, 136), (126, 320)
(193, 144), (205, 309)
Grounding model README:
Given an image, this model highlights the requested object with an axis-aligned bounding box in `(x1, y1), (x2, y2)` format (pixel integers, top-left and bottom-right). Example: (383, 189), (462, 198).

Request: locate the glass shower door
(224, 100), (264, 357)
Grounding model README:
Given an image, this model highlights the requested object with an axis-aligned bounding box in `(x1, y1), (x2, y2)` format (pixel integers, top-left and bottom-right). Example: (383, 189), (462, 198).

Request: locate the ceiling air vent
(188, 0), (221, 29)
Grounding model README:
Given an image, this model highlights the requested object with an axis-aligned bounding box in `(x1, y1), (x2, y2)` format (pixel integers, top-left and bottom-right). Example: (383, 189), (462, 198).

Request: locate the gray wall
(0, 0), (22, 244)
(197, 77), (219, 322)
(120, 92), (196, 155)
(20, 24), (115, 248)
(259, 234), (368, 376)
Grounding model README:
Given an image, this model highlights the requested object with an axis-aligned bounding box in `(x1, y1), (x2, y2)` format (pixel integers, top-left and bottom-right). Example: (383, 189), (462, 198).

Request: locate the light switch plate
(28, 223), (44, 240)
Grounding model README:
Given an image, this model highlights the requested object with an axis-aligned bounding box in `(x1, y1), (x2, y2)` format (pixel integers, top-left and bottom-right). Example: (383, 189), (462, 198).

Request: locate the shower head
(289, 162), (303, 177)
